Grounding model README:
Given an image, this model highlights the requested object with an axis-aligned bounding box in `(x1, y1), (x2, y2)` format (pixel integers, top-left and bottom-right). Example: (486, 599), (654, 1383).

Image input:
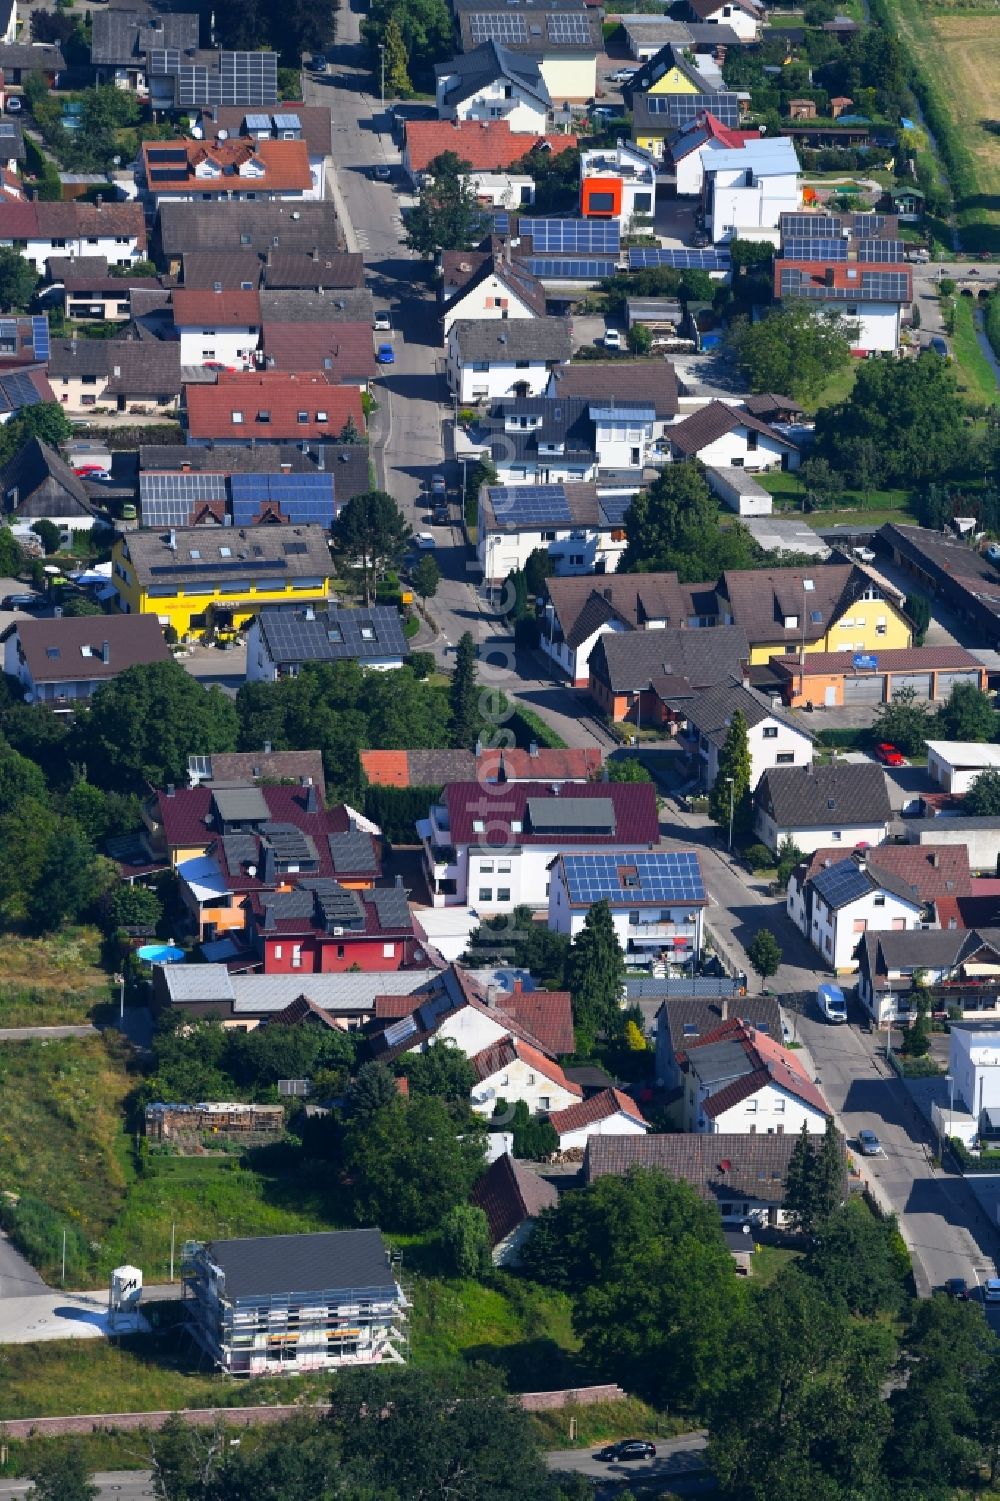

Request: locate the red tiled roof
(771, 645), (984, 676)
(172, 289), (261, 327)
(142, 137), (312, 195)
(548, 1086), (648, 1137)
(703, 111), (760, 149)
(470, 1034), (582, 1096)
(478, 748), (603, 781)
(470, 1152), (558, 1245)
(361, 750), (410, 787)
(405, 120), (577, 175)
(501, 989), (575, 1056)
(684, 1019), (830, 1120)
(373, 992), (424, 1019)
(774, 259), (912, 302)
(0, 187), (40, 239)
(184, 371), (364, 441)
(262, 321), (377, 381)
(802, 844), (972, 901)
(441, 780), (659, 849)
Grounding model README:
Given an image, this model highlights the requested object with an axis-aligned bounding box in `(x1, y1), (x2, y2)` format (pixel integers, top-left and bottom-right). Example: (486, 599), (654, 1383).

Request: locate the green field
(760, 470), (915, 531)
(949, 295), (1000, 405)
(0, 928), (111, 1027)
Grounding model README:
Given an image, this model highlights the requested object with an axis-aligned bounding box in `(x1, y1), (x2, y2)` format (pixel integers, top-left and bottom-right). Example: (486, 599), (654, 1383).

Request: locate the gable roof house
(470, 1153), (558, 1265)
(470, 1033), (583, 1115)
(585, 1129), (843, 1227)
(668, 401), (800, 472)
(156, 201), (342, 274)
(2, 612), (170, 709)
(248, 880), (418, 975)
(547, 360), (679, 439)
(184, 372), (364, 447)
(588, 623), (751, 724)
(754, 762), (892, 854)
(262, 250), (365, 292)
(548, 1087), (649, 1152)
(440, 253), (546, 335)
(453, 0), (602, 103)
(631, 88), (742, 164)
(678, 1016), (830, 1134)
(857, 926), (1000, 1026)
(403, 118), (577, 186)
(0, 437), (99, 533)
(247, 604), (410, 682)
(686, 0), (762, 39)
(787, 843), (972, 974)
(541, 569), (708, 685)
(196, 105), (334, 199)
(477, 479), (635, 582)
(49, 338), (185, 417)
(0, 192), (147, 275)
(359, 745), (601, 791)
(187, 748), (326, 797)
(547, 848), (708, 970)
(142, 137), (315, 208)
(716, 562), (912, 667)
(171, 288), (261, 371)
(418, 778), (659, 909)
(484, 394), (658, 485)
(260, 321), (377, 387)
(669, 109), (761, 196)
(677, 675), (815, 791)
(90, 9), (199, 90)
(773, 258), (912, 355)
(446, 316), (572, 403)
(435, 40), (551, 133)
(654, 992), (783, 1091)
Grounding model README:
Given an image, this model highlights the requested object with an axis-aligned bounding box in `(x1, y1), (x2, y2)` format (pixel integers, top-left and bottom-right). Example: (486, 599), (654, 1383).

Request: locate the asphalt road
(0, 1474), (156, 1499)
(0, 1232), (47, 1301)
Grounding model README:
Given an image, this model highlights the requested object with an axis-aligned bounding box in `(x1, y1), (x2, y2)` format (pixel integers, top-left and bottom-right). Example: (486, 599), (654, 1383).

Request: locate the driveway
(0, 1231), (47, 1300)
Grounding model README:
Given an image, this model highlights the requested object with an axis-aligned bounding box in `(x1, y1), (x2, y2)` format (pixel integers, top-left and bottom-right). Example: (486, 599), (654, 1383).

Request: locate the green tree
(798, 455), (840, 512)
(812, 1112), (846, 1224)
(784, 1120), (818, 1232)
(620, 461), (763, 581)
(27, 1445), (99, 1501)
(709, 709), (753, 837)
(439, 1201), (492, 1277)
(60, 594), (104, 617)
(346, 1060), (399, 1117)
(627, 322), (652, 355)
(566, 898), (625, 1052)
(0, 524), (22, 575)
(340, 1094), (487, 1230)
(78, 660), (238, 790)
(334, 490), (411, 604)
(804, 1198), (909, 1318)
(0, 404), (74, 467)
(524, 546), (554, 599)
(904, 996), (930, 1058)
(905, 591), (932, 647)
(605, 758), (653, 782)
(464, 905), (570, 986)
(148, 1412), (228, 1501)
(27, 817), (98, 931)
(871, 685), (930, 756)
(383, 15), (412, 97)
(405, 150), (486, 257)
(0, 743), (48, 815)
(0, 246), (40, 312)
(497, 1097), (559, 1160)
(105, 881), (162, 932)
(936, 682), (998, 742)
(816, 352), (968, 488)
(449, 630), (481, 749)
(412, 553), (439, 600)
(523, 1168), (745, 1407)
(726, 303), (857, 403)
(967, 767), (1000, 815)
(398, 1038), (476, 1103)
(0, 795), (59, 924)
(776, 837), (803, 889)
(30, 518), (61, 555)
(747, 928), (781, 989)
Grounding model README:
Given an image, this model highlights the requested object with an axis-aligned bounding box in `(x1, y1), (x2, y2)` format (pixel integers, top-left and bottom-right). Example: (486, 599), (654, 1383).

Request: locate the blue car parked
(377, 343), (395, 364)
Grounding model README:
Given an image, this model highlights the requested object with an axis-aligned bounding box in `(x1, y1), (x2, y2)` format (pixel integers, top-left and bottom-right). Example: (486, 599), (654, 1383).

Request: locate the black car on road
(594, 1440), (657, 1462)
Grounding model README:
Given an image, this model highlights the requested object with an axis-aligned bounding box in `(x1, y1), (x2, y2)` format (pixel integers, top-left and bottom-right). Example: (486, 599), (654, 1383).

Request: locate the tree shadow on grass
(461, 1336), (590, 1393)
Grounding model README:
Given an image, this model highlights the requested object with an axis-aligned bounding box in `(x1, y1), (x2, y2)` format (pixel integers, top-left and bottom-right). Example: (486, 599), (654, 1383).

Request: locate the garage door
(890, 673), (932, 700)
(843, 674), (883, 703)
(936, 670), (979, 697)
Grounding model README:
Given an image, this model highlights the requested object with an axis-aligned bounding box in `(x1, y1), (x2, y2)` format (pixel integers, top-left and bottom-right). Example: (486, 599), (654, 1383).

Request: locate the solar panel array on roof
(469, 12), (528, 41)
(243, 112), (272, 130)
(562, 850), (705, 904)
(0, 371), (41, 413)
(176, 50), (278, 106)
(780, 213), (840, 237)
(488, 485), (571, 524)
(230, 472), (335, 527)
(645, 92), (739, 126)
(529, 219), (619, 253)
(273, 113), (301, 130)
(856, 239), (904, 262)
(314, 882), (365, 930)
(141, 470), (227, 527)
(598, 495), (632, 525)
(546, 12), (591, 41)
(627, 247), (731, 271)
(31, 315), (49, 359)
(781, 237), (848, 261)
(811, 859), (871, 909)
(779, 267), (910, 302)
(851, 213), (887, 237)
(522, 256), (618, 280)
(526, 795), (616, 834)
(149, 46), (182, 74)
(492, 211), (510, 236)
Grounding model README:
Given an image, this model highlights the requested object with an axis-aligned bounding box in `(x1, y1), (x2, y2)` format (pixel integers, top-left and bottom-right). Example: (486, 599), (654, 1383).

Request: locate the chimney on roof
(395, 873), (403, 889)
(101, 639), (110, 665)
(262, 844), (277, 885)
(931, 851), (940, 868)
(304, 783), (318, 814)
(317, 447), (325, 471)
(825, 265), (835, 287)
(166, 783), (175, 797)
(513, 978), (522, 994)
(168, 528), (177, 550)
(720, 995), (728, 1020)
(529, 740), (539, 757)
(486, 985), (500, 1009)
(264, 740), (272, 754)
(312, 246), (319, 261)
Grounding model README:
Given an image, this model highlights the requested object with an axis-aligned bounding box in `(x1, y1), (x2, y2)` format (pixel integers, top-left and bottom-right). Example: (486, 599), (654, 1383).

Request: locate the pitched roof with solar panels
(554, 850), (707, 908)
(627, 247), (730, 273)
(633, 92), (740, 129)
(255, 604), (409, 668)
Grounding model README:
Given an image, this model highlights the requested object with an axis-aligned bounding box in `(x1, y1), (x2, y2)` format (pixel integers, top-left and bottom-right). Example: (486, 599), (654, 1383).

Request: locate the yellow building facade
(718, 566), (914, 666)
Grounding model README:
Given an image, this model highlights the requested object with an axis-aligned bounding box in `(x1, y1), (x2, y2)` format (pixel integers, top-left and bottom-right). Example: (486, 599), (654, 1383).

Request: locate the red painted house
(248, 879), (418, 973)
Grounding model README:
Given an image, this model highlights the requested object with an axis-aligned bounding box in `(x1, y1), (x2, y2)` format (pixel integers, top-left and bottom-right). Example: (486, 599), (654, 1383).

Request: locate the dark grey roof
(0, 437), (93, 519)
(450, 316), (572, 364)
(263, 252), (365, 291)
(680, 676), (814, 749)
(182, 250), (263, 289)
(105, 342), (182, 397)
(859, 926), (977, 987)
(629, 976), (741, 999)
(591, 625), (750, 695)
(436, 39), (550, 110)
(624, 39), (717, 99)
(659, 996), (782, 1053)
(91, 9), (198, 66)
(756, 762), (891, 830)
(256, 605), (409, 666)
(328, 827), (378, 875)
(0, 118), (25, 161)
(0, 41), (64, 69)
(367, 885), (412, 929)
(550, 360), (679, 419)
(213, 784), (271, 822)
(122, 524), (332, 590)
(204, 1228), (397, 1301)
(47, 336), (112, 379)
(487, 395), (598, 467)
(910, 816), (1000, 831)
(456, 4), (602, 56)
(138, 442), (368, 499)
(158, 201), (342, 256)
(258, 289), (373, 324)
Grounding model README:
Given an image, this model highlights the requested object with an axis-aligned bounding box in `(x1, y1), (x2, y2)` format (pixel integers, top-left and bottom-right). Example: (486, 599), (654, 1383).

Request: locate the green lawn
(751, 1243), (803, 1287)
(410, 1272), (584, 1390)
(760, 470), (915, 531)
(948, 295), (1000, 405)
(804, 359), (858, 415)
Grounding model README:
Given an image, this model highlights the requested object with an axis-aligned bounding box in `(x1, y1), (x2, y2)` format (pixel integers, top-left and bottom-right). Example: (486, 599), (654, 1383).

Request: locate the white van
(818, 983), (848, 1024)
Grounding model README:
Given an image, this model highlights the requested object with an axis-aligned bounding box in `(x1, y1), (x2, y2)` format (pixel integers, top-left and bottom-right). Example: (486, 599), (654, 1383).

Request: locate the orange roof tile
(142, 137), (312, 195)
(184, 370), (364, 442)
(405, 120), (577, 175)
(361, 750), (409, 787)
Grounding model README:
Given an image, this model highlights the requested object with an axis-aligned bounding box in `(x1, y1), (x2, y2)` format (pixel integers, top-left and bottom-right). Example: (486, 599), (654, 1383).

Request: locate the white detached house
(435, 41), (551, 134)
(668, 401), (800, 472)
(679, 676), (814, 792)
(549, 1087), (649, 1152)
(470, 1035), (582, 1116)
(679, 1018), (831, 1136)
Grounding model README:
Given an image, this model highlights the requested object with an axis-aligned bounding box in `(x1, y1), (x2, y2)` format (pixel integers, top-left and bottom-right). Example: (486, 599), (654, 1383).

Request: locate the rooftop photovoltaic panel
(598, 495), (631, 525)
(528, 218), (620, 253)
(779, 268), (910, 302)
(243, 112), (272, 130)
(230, 471), (335, 526)
(522, 256), (619, 279)
(811, 859), (871, 909)
(780, 213), (840, 237)
(149, 47), (182, 74)
(856, 239), (904, 262)
(272, 113), (300, 130)
(0, 372), (41, 411)
(850, 213), (887, 238)
(489, 484), (571, 524)
(645, 92), (739, 126)
(31, 315), (49, 358)
(561, 850), (705, 905)
(627, 247), (730, 271)
(142, 471), (228, 502)
(176, 50), (277, 107)
(546, 12), (591, 41)
(781, 237), (848, 261)
(469, 12), (528, 41)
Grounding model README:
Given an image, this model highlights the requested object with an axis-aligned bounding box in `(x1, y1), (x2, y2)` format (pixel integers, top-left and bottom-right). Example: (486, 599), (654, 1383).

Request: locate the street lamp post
(799, 577), (815, 704)
(726, 775), (734, 853)
(378, 43), (386, 111)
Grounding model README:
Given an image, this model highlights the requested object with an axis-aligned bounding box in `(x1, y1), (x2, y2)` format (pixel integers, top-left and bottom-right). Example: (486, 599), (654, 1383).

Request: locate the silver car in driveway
(858, 1129), (884, 1156)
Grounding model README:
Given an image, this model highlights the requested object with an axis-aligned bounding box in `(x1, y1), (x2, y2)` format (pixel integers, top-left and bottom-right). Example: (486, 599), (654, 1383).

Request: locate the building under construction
(144, 1102), (285, 1147)
(182, 1228), (408, 1375)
